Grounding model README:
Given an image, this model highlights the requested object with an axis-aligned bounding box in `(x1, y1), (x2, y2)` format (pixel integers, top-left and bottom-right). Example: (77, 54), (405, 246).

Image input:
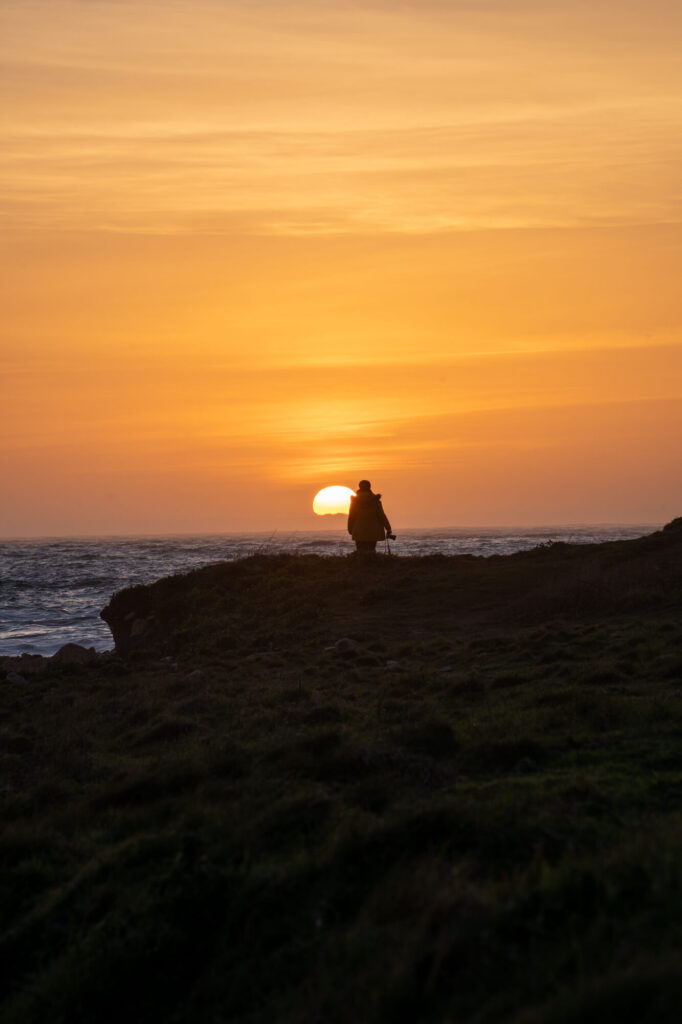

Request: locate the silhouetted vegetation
(2, 520), (682, 1021)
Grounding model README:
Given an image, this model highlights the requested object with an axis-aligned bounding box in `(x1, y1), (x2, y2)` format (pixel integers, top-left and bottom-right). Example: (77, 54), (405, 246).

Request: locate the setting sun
(312, 486), (355, 516)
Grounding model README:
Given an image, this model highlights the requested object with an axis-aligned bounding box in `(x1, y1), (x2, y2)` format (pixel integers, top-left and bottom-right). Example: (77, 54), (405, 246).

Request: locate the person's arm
(377, 500), (391, 535)
(347, 497), (356, 535)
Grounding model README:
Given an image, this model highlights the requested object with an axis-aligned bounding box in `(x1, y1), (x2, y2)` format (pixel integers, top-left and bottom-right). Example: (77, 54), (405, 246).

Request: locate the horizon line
(0, 521), (665, 543)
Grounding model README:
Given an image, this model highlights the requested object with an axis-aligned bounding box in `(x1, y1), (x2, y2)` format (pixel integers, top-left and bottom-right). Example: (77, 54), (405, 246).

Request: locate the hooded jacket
(347, 490), (392, 543)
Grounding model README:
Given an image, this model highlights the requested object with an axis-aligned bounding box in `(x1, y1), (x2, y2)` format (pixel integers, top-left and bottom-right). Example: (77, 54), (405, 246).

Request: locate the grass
(1, 522), (682, 1021)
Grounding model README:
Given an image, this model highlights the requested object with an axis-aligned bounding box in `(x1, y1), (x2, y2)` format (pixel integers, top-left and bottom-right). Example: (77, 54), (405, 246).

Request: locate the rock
(5, 670), (27, 684)
(187, 669), (203, 681)
(385, 660), (401, 670)
(663, 517), (682, 533)
(334, 638), (361, 652)
(101, 597), (157, 656)
(51, 643), (98, 665)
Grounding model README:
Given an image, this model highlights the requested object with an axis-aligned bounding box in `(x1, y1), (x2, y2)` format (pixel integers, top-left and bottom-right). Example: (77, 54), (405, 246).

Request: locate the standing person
(347, 480), (393, 554)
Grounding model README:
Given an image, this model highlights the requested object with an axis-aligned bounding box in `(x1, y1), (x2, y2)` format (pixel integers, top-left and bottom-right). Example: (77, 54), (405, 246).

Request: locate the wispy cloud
(2, 1), (681, 234)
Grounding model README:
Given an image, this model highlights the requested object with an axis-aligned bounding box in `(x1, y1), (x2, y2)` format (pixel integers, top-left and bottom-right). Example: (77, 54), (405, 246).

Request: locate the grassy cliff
(2, 522), (682, 1022)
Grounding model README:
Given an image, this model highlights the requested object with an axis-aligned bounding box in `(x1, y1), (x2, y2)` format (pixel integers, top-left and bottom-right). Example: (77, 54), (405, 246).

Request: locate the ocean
(0, 525), (659, 657)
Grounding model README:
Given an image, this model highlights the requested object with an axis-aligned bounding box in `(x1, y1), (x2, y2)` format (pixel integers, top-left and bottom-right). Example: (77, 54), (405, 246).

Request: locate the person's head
(358, 480), (371, 492)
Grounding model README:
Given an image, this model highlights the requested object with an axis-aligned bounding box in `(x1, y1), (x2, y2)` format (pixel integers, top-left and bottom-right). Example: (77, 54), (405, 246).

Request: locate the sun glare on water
(312, 486), (355, 516)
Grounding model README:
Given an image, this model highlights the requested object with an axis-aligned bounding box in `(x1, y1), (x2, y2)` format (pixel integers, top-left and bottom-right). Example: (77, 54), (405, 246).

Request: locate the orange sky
(2, 0), (681, 534)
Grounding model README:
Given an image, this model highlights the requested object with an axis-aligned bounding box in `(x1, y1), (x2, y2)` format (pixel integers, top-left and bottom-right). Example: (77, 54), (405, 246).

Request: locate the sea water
(0, 526), (659, 656)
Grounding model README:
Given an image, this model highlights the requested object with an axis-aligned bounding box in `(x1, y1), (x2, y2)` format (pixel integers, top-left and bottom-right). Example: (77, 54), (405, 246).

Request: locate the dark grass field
(1, 522), (682, 1022)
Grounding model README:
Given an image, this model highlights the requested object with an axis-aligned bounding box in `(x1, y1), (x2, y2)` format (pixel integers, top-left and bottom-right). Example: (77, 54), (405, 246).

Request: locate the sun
(312, 485), (355, 516)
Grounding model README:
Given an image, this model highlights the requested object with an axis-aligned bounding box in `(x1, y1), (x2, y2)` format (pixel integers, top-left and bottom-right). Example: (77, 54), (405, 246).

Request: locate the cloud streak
(3, 1), (681, 234)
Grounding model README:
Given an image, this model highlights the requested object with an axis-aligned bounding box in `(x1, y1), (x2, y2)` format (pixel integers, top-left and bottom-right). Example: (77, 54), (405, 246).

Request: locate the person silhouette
(347, 480), (393, 554)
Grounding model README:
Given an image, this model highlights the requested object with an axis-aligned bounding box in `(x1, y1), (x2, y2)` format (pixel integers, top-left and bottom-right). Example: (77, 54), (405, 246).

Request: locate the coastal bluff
(101, 518), (682, 658)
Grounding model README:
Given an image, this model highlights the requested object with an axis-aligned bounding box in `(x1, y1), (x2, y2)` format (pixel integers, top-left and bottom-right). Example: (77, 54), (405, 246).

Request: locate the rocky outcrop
(101, 588), (165, 657)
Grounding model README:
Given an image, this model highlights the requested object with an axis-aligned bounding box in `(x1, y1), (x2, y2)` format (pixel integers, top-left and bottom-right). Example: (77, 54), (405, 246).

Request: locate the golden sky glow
(2, 1), (681, 533)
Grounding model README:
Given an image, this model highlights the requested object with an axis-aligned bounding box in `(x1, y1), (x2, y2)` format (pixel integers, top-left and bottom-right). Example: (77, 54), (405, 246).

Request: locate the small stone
(130, 618), (148, 638)
(188, 669), (203, 680)
(385, 660), (401, 670)
(6, 671), (26, 684)
(334, 638), (360, 652)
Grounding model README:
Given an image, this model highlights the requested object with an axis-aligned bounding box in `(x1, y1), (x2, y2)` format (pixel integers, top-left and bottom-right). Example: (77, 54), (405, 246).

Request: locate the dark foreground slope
(2, 522), (682, 1023)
